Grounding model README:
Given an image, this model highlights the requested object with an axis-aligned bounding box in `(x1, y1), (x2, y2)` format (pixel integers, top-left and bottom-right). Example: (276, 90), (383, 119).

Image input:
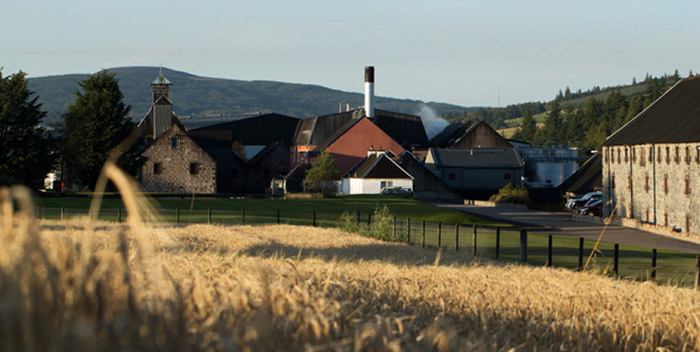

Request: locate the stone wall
(140, 125), (217, 194)
(603, 143), (700, 236)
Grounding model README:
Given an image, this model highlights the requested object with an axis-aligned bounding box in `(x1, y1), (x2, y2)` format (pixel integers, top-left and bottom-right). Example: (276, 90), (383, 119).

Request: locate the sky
(3, 0), (699, 107)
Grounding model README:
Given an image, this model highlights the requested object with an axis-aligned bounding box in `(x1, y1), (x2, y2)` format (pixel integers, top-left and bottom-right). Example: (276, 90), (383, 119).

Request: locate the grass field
(2, 216), (699, 350)
(35, 194), (507, 227)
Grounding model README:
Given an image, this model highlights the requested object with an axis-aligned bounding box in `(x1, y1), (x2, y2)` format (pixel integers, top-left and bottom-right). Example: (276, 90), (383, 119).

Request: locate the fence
(34, 206), (700, 289)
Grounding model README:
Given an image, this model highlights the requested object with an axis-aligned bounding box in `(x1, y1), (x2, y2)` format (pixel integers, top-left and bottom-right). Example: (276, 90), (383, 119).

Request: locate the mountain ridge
(26, 66), (479, 126)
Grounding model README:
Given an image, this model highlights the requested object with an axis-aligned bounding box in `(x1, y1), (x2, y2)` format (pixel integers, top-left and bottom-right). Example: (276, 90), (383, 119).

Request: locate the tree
(514, 107), (537, 143)
(0, 70), (55, 189)
(542, 100), (563, 145)
(63, 70), (137, 190)
(304, 151), (340, 197)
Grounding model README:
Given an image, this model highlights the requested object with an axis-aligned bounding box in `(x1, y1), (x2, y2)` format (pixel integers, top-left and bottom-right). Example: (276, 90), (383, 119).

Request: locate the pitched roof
(604, 76), (700, 146)
(558, 153), (602, 195)
(293, 108), (429, 147)
(311, 117), (364, 151)
(430, 121), (474, 147)
(428, 148), (524, 168)
(345, 153), (413, 179)
(185, 113), (299, 145)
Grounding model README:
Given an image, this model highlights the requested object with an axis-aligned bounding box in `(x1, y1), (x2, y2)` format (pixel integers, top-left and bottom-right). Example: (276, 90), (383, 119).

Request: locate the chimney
(364, 66), (374, 118)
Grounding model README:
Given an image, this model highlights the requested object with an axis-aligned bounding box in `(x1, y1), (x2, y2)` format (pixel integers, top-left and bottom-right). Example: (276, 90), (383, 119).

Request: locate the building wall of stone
(603, 142), (700, 235)
(231, 143), (290, 194)
(140, 125), (217, 194)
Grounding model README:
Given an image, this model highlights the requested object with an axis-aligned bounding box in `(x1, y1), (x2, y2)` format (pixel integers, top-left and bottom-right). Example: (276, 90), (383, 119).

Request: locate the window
(617, 148), (621, 164)
(664, 176), (668, 194)
(697, 145), (700, 164)
(153, 163), (162, 175)
(640, 147), (645, 166)
(657, 146), (662, 163)
(666, 146), (670, 164)
(686, 178), (691, 195)
(171, 137), (180, 148)
(664, 213), (669, 226)
(611, 148), (615, 163)
(645, 175), (649, 193)
(380, 180), (394, 189)
(190, 163), (200, 175)
(612, 174), (616, 188)
(648, 146), (653, 163)
(504, 173), (512, 180)
(448, 173), (456, 180)
(604, 147), (608, 162)
(675, 146), (680, 164)
(686, 146), (691, 164)
(624, 148), (628, 163)
(632, 147), (636, 163)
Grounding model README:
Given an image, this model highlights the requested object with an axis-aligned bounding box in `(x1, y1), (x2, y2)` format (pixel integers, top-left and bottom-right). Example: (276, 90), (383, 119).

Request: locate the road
(435, 203), (700, 254)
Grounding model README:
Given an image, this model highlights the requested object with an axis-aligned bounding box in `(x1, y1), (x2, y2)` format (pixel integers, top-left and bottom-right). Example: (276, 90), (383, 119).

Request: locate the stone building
(602, 76), (700, 235)
(136, 70), (217, 193)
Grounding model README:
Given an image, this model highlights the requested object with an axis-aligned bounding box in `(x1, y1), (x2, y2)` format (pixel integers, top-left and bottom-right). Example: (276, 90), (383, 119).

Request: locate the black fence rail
(34, 206), (700, 289)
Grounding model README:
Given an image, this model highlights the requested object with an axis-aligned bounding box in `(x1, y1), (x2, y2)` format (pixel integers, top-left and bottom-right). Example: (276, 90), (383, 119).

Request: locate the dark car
(566, 191), (602, 210)
(578, 199), (602, 216)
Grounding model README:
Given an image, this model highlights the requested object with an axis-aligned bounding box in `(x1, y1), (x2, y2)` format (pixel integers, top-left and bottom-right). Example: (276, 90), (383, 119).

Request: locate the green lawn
(35, 194), (508, 228)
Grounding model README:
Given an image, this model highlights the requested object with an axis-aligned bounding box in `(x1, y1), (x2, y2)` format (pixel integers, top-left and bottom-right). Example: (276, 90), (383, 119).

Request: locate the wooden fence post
(695, 255), (700, 291)
(241, 210), (245, 225)
(614, 244), (619, 275)
(546, 235), (553, 267)
(60, 206), (65, 220)
(495, 227), (500, 260)
(393, 215), (396, 240)
(176, 208), (180, 223)
(651, 248), (657, 280)
(454, 223), (459, 251)
(578, 237), (584, 271)
(519, 230), (527, 263)
(313, 211), (316, 227)
(277, 209), (280, 224)
(472, 225), (477, 256)
(421, 220), (426, 248)
(437, 221), (442, 248)
(208, 208), (212, 224)
(407, 218), (411, 243)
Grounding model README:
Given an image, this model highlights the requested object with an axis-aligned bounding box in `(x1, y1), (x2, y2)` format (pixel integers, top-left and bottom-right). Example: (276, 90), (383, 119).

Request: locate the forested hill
(26, 67), (477, 125)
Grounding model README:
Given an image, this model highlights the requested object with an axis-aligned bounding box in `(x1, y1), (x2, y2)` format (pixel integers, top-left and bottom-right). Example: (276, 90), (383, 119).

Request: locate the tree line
(512, 74), (678, 150)
(0, 69), (138, 191)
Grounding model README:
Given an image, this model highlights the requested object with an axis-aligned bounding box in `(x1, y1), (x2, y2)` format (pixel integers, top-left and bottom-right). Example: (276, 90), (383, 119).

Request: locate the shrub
(489, 183), (531, 206)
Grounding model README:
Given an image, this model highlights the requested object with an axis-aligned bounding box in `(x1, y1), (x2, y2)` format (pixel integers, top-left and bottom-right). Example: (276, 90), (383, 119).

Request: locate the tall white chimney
(364, 66), (374, 118)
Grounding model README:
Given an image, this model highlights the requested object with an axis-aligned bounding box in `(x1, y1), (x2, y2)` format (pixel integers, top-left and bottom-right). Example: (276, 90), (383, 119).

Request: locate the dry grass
(1, 162), (699, 351)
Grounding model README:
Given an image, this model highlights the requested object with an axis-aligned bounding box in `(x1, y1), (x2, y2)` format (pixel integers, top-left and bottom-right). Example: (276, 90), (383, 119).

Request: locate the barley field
(2, 212), (700, 351)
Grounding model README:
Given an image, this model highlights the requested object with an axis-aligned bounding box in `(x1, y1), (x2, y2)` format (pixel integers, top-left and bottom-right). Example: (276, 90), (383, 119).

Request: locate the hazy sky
(3, 0), (699, 107)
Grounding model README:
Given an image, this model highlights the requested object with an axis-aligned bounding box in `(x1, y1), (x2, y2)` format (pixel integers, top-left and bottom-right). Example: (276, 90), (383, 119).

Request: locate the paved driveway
(435, 203), (700, 254)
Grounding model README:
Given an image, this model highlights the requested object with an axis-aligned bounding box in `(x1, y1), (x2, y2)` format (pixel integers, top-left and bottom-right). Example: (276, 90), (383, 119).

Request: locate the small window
(611, 148), (615, 163)
(612, 174), (616, 188)
(153, 163), (162, 175)
(649, 146), (653, 163)
(664, 213), (669, 226)
(686, 146), (691, 164)
(448, 173), (456, 180)
(645, 175), (650, 193)
(666, 146), (670, 164)
(604, 147), (608, 162)
(657, 147), (662, 163)
(380, 181), (394, 189)
(632, 147), (636, 163)
(617, 148), (621, 164)
(628, 175), (632, 190)
(171, 137), (181, 148)
(686, 178), (691, 195)
(640, 147), (645, 166)
(675, 146), (680, 164)
(504, 173), (512, 180)
(664, 176), (668, 194)
(624, 148), (628, 162)
(190, 163), (200, 175)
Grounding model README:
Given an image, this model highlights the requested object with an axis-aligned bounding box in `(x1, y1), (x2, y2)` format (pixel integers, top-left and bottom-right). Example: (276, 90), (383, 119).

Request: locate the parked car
(578, 199), (602, 216)
(566, 191), (602, 210)
(381, 186), (412, 195)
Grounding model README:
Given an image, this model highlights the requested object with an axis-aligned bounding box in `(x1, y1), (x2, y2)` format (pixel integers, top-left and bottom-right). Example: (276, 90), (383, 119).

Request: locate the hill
(26, 66), (477, 125)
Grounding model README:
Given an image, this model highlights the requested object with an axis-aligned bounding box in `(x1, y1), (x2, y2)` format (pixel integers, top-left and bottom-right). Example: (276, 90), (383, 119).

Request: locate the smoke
(417, 104), (449, 140)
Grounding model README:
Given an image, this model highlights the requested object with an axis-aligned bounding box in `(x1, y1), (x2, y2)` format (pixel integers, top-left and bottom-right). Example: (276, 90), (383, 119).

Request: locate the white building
(341, 151), (413, 194)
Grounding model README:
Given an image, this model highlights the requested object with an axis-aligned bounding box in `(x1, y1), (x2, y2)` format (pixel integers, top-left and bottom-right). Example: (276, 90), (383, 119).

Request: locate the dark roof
(345, 153), (413, 179)
(428, 148), (524, 168)
(186, 113), (299, 145)
(180, 113), (263, 130)
(558, 153), (602, 195)
(134, 107), (186, 139)
(604, 76), (700, 146)
(293, 108), (429, 148)
(285, 163), (312, 180)
(430, 121), (474, 147)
